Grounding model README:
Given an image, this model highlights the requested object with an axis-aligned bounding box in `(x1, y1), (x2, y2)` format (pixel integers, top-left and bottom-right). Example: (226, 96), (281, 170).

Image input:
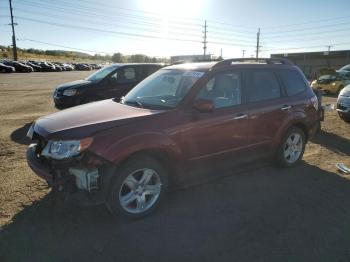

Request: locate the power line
(13, 16), (256, 48)
(262, 41), (350, 52)
(263, 14), (350, 30)
(262, 27), (350, 40)
(15, 16), (202, 43)
(73, 0), (204, 23)
(207, 27), (257, 39)
(206, 34), (256, 44)
(15, 0), (204, 36)
(70, 0), (257, 31)
(16, 0), (257, 39)
(260, 30), (350, 44)
(17, 0), (203, 29)
(18, 38), (109, 54)
(12, 7), (203, 38)
(264, 21), (350, 36)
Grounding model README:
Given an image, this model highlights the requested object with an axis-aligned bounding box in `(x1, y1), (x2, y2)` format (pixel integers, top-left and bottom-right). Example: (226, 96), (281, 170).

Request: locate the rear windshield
(279, 70), (307, 96)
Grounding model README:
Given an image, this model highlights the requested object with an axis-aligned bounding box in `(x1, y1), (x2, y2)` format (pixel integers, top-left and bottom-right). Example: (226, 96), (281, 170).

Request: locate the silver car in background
(337, 85), (350, 123)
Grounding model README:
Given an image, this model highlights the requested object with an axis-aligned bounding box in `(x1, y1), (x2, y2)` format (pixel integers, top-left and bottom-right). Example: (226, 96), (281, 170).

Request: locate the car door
(181, 70), (249, 162)
(245, 69), (290, 152)
(104, 66), (138, 99)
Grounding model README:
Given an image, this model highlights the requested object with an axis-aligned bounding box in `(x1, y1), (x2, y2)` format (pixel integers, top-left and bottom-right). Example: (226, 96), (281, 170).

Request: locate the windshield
(86, 65), (119, 82)
(122, 69), (204, 109)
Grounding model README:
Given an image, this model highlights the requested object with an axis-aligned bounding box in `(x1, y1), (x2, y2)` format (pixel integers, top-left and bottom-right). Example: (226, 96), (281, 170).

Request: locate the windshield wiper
(122, 100), (145, 109)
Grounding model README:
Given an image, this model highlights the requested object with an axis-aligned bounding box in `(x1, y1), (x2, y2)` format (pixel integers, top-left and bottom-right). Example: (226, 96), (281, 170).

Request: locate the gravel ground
(0, 71), (350, 262)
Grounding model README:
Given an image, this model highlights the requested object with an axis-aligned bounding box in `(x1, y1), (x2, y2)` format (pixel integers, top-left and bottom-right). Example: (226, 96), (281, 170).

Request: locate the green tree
(111, 52), (125, 63)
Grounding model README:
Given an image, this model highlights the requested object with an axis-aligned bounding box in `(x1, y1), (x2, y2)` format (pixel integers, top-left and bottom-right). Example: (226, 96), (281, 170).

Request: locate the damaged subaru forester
(26, 58), (321, 219)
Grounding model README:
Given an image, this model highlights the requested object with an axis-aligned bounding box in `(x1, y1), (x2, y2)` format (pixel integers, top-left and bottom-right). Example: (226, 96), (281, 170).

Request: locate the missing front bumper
(26, 144), (110, 206)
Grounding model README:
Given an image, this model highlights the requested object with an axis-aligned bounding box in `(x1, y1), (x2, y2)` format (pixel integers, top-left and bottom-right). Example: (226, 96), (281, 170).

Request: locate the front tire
(107, 156), (168, 219)
(338, 112), (350, 123)
(276, 127), (306, 167)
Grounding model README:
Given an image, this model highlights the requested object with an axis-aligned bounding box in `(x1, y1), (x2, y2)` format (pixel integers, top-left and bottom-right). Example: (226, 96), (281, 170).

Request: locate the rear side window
(249, 71), (281, 102)
(138, 66), (159, 80)
(117, 67), (137, 84)
(196, 72), (242, 109)
(279, 70), (307, 96)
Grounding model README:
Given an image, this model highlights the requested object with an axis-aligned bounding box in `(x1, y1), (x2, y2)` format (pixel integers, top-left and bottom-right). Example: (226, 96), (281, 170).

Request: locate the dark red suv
(26, 58), (320, 218)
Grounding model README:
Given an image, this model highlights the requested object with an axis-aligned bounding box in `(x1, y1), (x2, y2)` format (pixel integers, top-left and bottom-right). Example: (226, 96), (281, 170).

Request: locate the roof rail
(170, 60), (186, 66)
(213, 58), (294, 68)
(170, 58), (223, 66)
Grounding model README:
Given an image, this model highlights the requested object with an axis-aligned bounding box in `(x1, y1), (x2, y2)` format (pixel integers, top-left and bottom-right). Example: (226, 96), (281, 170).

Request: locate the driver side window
(196, 72), (242, 109)
(111, 67), (137, 84)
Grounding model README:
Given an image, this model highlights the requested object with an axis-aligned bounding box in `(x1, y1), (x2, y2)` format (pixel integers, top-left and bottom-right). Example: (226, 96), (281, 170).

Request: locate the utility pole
(9, 0), (18, 61)
(220, 48), (223, 59)
(242, 49), (246, 58)
(202, 20), (208, 60)
(326, 45), (333, 68)
(326, 45), (333, 53)
(256, 28), (260, 59)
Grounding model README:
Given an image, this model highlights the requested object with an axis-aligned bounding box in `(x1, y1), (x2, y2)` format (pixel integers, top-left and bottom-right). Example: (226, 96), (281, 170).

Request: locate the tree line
(0, 45), (168, 63)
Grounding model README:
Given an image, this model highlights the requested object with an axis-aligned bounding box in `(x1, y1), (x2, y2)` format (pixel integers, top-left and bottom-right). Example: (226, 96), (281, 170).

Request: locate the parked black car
(53, 63), (163, 109)
(26, 61), (42, 72)
(39, 62), (56, 72)
(0, 62), (15, 73)
(4, 61), (33, 72)
(75, 63), (92, 71)
(53, 63), (63, 71)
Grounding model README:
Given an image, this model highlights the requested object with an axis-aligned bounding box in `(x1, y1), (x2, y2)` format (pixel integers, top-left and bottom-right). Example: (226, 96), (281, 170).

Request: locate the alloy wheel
(284, 132), (303, 164)
(119, 168), (162, 214)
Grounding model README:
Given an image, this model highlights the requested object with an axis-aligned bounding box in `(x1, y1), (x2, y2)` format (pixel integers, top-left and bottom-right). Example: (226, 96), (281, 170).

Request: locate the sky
(1, 0), (350, 58)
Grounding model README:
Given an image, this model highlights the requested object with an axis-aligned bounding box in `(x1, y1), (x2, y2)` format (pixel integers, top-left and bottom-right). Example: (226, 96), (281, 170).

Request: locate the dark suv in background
(27, 58), (320, 219)
(53, 63), (163, 108)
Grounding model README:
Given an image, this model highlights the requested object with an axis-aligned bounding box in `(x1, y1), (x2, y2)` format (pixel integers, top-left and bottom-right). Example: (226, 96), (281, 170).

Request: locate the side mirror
(193, 99), (214, 113)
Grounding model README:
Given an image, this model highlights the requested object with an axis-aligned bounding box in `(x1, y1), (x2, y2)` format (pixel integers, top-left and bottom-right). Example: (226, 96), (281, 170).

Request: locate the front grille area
(54, 89), (63, 97)
(337, 104), (350, 111)
(34, 135), (47, 156)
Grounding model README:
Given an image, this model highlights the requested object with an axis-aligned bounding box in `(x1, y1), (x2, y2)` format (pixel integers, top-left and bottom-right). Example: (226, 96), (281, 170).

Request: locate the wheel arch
(292, 122), (309, 141)
(272, 112), (310, 150)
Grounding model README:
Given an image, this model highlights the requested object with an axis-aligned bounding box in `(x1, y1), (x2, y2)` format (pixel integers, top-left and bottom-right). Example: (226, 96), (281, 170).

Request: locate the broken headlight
(42, 138), (93, 160)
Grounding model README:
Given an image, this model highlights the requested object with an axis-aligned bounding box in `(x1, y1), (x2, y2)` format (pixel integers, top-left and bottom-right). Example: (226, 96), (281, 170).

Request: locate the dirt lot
(0, 72), (350, 261)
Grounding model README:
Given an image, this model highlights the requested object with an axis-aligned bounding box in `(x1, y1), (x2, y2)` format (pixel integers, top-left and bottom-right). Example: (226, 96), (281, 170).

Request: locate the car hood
(339, 85), (350, 97)
(34, 99), (163, 139)
(56, 79), (93, 91)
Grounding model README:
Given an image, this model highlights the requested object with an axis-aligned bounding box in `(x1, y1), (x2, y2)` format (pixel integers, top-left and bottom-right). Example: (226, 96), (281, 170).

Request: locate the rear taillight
(311, 95), (319, 111)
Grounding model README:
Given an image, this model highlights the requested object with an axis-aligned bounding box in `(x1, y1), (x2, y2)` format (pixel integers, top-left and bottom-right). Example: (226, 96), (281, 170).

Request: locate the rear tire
(276, 127), (306, 167)
(339, 112), (350, 123)
(107, 156), (168, 219)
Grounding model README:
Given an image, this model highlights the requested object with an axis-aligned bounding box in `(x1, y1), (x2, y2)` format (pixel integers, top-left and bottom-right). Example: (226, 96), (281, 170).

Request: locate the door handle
(233, 113), (248, 120)
(281, 105), (292, 111)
